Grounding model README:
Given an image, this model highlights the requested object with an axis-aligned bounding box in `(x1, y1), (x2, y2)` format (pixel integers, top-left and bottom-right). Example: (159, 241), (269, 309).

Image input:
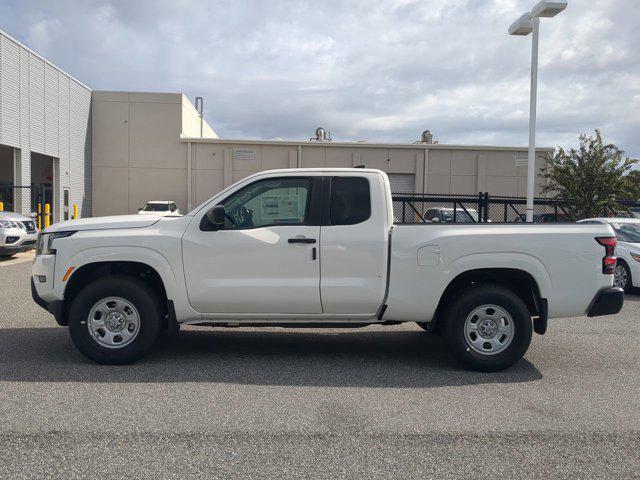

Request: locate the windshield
(612, 222), (640, 243)
(143, 203), (169, 212)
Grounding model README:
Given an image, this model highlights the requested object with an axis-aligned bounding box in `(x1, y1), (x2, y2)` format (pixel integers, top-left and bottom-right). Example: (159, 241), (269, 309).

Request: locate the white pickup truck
(31, 168), (623, 371)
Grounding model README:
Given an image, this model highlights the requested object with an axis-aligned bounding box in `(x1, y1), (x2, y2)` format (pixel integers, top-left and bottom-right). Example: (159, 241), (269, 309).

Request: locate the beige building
(92, 91), (552, 217)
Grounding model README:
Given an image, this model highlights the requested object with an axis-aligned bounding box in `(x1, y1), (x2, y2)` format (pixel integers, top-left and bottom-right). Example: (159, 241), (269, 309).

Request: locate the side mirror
(206, 205), (226, 225)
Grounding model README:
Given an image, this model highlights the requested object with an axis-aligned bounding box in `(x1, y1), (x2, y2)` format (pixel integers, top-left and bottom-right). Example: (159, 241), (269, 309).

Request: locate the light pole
(509, 1), (567, 222)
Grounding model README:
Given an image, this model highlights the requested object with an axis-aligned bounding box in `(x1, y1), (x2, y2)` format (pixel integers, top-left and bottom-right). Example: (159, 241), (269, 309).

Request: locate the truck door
(182, 176), (322, 315)
(320, 175), (389, 315)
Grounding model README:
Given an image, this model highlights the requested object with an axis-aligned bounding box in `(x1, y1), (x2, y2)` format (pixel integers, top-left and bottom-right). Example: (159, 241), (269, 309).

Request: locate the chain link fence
(392, 192), (640, 224)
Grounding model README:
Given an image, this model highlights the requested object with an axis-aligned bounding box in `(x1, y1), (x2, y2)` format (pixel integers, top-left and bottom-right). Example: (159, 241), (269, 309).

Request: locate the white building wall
(0, 29), (91, 219)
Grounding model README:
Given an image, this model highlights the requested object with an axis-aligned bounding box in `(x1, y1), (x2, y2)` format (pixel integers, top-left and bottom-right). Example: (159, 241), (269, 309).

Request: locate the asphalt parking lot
(0, 258), (639, 479)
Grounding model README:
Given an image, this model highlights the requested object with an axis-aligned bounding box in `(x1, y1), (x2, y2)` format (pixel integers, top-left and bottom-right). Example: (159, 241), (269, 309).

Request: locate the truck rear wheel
(443, 285), (532, 372)
(68, 275), (162, 364)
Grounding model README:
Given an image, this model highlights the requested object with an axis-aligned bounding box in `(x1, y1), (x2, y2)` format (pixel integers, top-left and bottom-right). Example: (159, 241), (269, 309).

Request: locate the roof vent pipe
(195, 96), (204, 137)
(311, 127), (332, 142)
(414, 130), (438, 144)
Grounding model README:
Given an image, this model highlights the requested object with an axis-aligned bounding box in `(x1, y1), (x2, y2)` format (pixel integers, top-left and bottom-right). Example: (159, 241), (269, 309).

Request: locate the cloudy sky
(2, 0), (639, 157)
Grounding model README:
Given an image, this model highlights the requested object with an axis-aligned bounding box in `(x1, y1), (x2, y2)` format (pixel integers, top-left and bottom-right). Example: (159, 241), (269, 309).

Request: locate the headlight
(631, 253), (640, 263)
(0, 220), (22, 229)
(36, 231), (76, 255)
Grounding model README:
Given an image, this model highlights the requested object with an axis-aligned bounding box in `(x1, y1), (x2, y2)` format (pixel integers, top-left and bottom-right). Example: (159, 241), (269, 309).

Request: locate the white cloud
(2, 0), (639, 157)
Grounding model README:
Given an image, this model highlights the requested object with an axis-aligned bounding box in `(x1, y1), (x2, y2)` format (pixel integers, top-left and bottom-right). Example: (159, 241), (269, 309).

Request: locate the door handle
(288, 238), (316, 244)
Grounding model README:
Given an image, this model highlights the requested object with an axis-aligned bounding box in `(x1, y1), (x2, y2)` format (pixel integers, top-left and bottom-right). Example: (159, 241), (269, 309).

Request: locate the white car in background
(0, 211), (38, 257)
(138, 201), (180, 216)
(579, 218), (640, 292)
(425, 207), (480, 223)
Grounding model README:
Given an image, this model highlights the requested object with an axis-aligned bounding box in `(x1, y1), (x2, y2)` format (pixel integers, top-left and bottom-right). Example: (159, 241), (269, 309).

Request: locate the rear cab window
(330, 177), (371, 225)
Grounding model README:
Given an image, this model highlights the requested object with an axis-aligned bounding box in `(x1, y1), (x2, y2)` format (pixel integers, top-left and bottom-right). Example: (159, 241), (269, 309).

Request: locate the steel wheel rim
(464, 304), (514, 356)
(87, 297), (141, 349)
(614, 265), (627, 289)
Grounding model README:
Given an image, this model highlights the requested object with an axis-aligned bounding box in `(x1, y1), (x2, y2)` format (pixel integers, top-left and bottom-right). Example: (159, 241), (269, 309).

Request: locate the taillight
(596, 237), (617, 274)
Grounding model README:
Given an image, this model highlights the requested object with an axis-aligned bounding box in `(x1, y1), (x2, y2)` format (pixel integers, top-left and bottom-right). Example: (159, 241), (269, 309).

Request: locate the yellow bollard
(73, 204), (78, 220)
(44, 204), (51, 228)
(37, 204), (42, 230)
(0, 201), (3, 211)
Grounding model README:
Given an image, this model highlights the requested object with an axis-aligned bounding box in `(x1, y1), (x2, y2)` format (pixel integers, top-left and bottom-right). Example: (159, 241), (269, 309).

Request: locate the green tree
(623, 169), (640, 200)
(540, 130), (637, 219)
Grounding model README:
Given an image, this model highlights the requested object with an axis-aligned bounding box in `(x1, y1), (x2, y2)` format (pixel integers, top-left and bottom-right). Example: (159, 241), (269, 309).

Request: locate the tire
(614, 260), (632, 294)
(443, 285), (533, 372)
(68, 275), (163, 364)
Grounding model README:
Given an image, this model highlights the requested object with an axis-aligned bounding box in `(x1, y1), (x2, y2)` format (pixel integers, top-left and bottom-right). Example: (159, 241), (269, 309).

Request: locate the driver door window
(221, 178), (311, 230)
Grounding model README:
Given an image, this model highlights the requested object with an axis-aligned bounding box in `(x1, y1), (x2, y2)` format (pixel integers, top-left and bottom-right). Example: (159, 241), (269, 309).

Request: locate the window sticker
(262, 195), (300, 220)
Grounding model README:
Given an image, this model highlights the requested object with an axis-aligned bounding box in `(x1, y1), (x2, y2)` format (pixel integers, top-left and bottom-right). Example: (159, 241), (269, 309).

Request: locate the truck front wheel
(68, 275), (162, 364)
(443, 285), (532, 372)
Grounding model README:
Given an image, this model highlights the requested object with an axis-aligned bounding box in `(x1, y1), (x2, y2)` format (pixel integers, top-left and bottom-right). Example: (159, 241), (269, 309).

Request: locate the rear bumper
(587, 287), (624, 317)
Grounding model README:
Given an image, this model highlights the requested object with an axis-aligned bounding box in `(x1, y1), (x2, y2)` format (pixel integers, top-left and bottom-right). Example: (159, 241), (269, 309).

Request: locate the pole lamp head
(531, 0), (567, 18)
(508, 13), (534, 35)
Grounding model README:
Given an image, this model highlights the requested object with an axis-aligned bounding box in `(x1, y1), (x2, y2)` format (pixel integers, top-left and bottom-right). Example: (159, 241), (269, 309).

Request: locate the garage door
(388, 174), (415, 193)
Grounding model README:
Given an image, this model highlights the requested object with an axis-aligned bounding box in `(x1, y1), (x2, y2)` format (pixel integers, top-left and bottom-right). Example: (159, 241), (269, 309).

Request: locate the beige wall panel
(261, 146), (294, 170)
(92, 91), (129, 102)
(129, 92), (181, 104)
(194, 170), (225, 205)
(195, 144), (224, 170)
(485, 151), (517, 177)
(516, 157), (547, 176)
(300, 146), (325, 167)
(229, 144), (261, 171)
(359, 148), (389, 171)
(181, 95), (217, 139)
(388, 149), (419, 173)
(415, 153), (425, 193)
(92, 100), (129, 167)
(451, 150), (478, 176)
(477, 154), (487, 192)
(325, 147), (354, 168)
(517, 176), (527, 197)
(451, 175), (477, 194)
(232, 170), (259, 183)
(128, 168), (187, 213)
(486, 176), (518, 196)
(426, 174), (451, 194)
(427, 149), (451, 175)
(92, 166), (129, 216)
(517, 176), (546, 197)
(130, 102), (185, 169)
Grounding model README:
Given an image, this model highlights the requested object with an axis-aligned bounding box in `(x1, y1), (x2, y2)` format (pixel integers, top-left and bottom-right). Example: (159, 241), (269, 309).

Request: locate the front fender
(64, 246), (180, 301)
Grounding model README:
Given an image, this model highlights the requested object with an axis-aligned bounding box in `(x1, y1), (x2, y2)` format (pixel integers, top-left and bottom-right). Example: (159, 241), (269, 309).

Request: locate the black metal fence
(0, 183), (51, 228)
(392, 192), (640, 224)
(0, 183), (38, 213)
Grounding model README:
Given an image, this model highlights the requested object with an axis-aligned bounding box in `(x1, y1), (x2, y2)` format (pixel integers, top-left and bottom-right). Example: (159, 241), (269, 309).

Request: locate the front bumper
(0, 228), (37, 254)
(587, 287), (624, 317)
(31, 277), (65, 326)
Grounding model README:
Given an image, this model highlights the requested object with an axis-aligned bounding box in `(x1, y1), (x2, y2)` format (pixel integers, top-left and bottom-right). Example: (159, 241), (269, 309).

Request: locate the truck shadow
(0, 326), (542, 387)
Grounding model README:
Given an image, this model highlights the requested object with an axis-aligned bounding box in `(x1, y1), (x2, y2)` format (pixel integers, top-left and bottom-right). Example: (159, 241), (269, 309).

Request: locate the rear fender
(443, 252), (552, 300)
